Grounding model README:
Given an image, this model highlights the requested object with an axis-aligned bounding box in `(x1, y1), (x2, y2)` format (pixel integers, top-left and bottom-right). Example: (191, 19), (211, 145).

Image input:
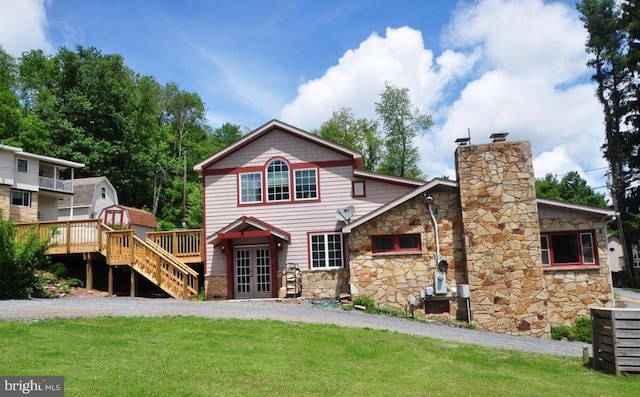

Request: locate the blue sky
(0, 0), (609, 194)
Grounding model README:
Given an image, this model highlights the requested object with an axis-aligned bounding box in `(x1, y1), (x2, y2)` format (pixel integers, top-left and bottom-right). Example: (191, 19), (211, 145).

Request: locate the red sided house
(194, 119), (423, 300)
(195, 120), (615, 338)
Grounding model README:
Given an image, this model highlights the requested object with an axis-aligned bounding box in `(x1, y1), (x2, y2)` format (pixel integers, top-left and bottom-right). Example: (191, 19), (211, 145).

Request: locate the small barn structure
(99, 204), (157, 238)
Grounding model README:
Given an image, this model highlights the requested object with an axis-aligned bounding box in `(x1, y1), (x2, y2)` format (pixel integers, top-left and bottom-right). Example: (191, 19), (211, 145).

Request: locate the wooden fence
(591, 307), (640, 375)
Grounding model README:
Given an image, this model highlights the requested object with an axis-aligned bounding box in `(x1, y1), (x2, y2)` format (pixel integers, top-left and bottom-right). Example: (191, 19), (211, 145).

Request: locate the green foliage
(570, 316), (593, 343)
(535, 172), (607, 208)
(375, 81), (433, 179)
(551, 325), (571, 341)
(0, 217), (51, 298)
(7, 45), (229, 228)
(353, 295), (376, 313)
(374, 306), (406, 317)
(313, 108), (382, 171)
(551, 316), (592, 343)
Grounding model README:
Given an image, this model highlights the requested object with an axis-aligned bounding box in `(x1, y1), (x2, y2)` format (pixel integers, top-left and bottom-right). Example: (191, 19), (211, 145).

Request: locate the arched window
(267, 159), (290, 201)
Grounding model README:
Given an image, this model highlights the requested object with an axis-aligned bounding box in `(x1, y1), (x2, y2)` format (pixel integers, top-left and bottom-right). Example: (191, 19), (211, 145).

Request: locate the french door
(234, 246), (272, 299)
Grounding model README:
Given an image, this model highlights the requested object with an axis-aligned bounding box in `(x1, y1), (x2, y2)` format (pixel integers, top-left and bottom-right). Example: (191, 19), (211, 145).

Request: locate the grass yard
(0, 316), (638, 397)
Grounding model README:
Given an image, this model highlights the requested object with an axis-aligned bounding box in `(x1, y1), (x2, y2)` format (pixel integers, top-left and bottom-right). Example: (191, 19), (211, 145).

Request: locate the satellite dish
(336, 206), (355, 223)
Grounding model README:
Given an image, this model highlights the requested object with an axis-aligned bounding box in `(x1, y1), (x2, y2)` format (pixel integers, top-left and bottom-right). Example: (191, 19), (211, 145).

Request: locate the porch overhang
(208, 216), (291, 246)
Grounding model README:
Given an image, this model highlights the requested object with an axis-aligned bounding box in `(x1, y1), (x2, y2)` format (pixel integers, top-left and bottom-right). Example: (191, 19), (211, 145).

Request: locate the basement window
(372, 234), (421, 254)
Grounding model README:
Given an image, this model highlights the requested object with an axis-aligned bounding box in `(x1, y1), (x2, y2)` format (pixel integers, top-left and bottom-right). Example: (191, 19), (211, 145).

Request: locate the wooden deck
(15, 219), (203, 300)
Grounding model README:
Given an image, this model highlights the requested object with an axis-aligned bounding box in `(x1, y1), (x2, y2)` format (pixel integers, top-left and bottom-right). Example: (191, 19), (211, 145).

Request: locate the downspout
(425, 195), (441, 263)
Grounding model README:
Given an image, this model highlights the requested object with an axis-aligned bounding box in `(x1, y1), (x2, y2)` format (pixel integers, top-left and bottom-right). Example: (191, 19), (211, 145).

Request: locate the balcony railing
(39, 176), (73, 193)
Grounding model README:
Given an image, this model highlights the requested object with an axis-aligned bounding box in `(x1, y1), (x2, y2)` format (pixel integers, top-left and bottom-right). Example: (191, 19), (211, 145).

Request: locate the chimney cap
(490, 132), (508, 142)
(455, 137), (470, 145)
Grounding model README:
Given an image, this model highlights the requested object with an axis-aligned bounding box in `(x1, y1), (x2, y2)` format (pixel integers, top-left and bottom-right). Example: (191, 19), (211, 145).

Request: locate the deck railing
(15, 219), (106, 254)
(14, 220), (198, 300)
(147, 229), (204, 263)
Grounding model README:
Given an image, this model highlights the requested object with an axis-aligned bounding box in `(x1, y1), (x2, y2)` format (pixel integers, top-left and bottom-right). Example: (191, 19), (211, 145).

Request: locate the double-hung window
(240, 173), (262, 203)
(267, 160), (290, 201)
(16, 159), (28, 173)
(10, 189), (31, 207)
(295, 169), (317, 200)
(310, 233), (343, 268)
(540, 231), (597, 266)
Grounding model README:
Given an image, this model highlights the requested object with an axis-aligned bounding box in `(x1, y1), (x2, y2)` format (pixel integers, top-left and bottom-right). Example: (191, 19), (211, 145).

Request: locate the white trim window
(310, 232), (343, 268)
(10, 189), (31, 207)
(266, 159), (290, 201)
(294, 169), (317, 200)
(239, 172), (262, 203)
(16, 158), (28, 173)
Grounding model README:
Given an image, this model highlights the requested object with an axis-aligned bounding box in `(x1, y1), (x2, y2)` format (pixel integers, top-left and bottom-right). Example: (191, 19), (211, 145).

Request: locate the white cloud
(281, 0), (606, 191)
(280, 26), (476, 131)
(0, 0), (53, 57)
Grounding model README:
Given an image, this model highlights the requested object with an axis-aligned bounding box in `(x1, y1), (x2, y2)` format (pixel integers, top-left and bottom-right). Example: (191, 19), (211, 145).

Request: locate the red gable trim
(194, 119), (364, 173)
(202, 159), (354, 176)
(218, 230), (272, 240)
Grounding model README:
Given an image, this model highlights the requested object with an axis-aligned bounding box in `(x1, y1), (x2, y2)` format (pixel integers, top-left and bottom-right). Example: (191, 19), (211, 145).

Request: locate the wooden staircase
(15, 219), (201, 300)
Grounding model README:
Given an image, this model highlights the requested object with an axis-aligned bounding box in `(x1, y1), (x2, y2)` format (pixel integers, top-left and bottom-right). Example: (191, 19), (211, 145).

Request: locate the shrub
(353, 295), (376, 313)
(570, 316), (592, 343)
(0, 217), (51, 298)
(0, 217), (49, 299)
(550, 316), (592, 343)
(551, 325), (571, 340)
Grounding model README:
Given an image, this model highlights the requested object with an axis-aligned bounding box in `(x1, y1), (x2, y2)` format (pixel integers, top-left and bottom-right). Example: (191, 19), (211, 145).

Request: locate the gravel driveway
(0, 296), (590, 357)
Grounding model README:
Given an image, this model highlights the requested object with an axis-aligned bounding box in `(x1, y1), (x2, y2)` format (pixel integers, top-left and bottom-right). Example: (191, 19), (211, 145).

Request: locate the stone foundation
(204, 274), (228, 299)
(300, 269), (350, 299)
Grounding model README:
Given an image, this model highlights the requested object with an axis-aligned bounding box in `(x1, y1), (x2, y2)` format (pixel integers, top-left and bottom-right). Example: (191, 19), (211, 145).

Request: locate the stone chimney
(455, 135), (549, 338)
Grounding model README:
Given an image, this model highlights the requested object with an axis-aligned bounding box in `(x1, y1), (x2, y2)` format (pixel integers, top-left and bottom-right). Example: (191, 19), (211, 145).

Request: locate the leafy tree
(375, 82), (432, 179)
(313, 108), (382, 171)
(0, 216), (51, 298)
(535, 172), (607, 208)
(0, 48), (20, 140)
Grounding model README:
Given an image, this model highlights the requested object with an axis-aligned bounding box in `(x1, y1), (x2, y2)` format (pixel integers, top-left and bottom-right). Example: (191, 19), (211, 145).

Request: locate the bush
(570, 316), (592, 343)
(353, 295), (376, 313)
(550, 316), (592, 343)
(551, 325), (571, 340)
(0, 218), (51, 298)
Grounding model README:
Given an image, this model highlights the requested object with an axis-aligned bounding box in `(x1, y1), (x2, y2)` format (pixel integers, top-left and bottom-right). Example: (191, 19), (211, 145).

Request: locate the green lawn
(0, 317), (637, 397)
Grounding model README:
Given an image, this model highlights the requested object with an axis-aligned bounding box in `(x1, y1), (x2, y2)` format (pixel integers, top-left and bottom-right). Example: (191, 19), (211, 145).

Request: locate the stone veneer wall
(300, 269), (350, 299)
(348, 192), (466, 313)
(455, 141), (550, 338)
(9, 191), (38, 222)
(0, 185), (9, 220)
(204, 275), (227, 299)
(540, 216), (612, 326)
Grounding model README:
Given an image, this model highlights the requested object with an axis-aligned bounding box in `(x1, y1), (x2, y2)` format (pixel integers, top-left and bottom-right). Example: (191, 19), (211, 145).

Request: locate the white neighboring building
(58, 176), (118, 220)
(0, 143), (84, 222)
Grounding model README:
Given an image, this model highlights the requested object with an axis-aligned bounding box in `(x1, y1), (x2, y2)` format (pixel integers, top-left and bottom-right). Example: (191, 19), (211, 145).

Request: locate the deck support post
(108, 266), (114, 296)
(84, 253), (93, 290)
(130, 267), (136, 297)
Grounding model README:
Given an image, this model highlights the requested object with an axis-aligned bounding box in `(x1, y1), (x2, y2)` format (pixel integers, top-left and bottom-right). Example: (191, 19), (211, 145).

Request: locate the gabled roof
(59, 176), (117, 208)
(102, 205), (157, 228)
(342, 178), (458, 233)
(207, 216), (291, 245)
(536, 197), (616, 217)
(193, 119), (365, 173)
(353, 169), (424, 187)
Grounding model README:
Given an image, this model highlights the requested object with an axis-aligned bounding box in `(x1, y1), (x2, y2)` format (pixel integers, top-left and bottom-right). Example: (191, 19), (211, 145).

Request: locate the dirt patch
(66, 287), (110, 298)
